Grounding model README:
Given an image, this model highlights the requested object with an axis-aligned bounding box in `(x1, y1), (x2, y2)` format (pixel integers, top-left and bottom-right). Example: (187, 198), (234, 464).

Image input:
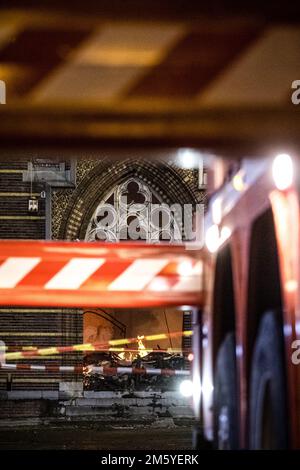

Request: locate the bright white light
(181, 305), (193, 311)
(220, 226), (231, 244)
(236, 345), (243, 358)
(285, 279), (298, 293)
(284, 323), (293, 337)
(201, 376), (214, 400)
(205, 225), (231, 253)
(212, 197), (222, 225)
(192, 368), (201, 418)
(176, 149), (200, 169)
(205, 224), (220, 253)
(148, 277), (169, 291)
(179, 379), (194, 397)
(177, 260), (193, 277)
(232, 170), (246, 192)
(272, 153), (293, 190)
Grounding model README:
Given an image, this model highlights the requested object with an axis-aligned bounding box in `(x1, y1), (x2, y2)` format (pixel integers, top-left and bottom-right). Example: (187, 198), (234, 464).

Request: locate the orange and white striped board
(0, 241), (203, 308)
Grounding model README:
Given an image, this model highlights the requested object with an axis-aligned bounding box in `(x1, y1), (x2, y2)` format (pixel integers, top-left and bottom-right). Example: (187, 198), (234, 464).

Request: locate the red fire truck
(0, 152), (299, 451)
(192, 153), (299, 449)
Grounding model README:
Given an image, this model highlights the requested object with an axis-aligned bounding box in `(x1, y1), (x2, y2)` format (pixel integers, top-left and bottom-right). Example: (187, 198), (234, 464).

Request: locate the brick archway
(58, 157), (202, 240)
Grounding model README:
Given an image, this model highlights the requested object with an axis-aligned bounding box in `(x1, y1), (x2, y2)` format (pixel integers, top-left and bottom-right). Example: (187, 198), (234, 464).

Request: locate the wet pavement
(0, 421), (193, 450)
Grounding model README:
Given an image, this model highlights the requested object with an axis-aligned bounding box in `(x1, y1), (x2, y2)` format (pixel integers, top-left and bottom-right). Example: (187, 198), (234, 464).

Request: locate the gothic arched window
(85, 177), (182, 243)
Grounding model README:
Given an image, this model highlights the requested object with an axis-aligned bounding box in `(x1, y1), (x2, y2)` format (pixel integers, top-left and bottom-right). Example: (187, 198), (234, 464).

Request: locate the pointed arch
(58, 158), (202, 240)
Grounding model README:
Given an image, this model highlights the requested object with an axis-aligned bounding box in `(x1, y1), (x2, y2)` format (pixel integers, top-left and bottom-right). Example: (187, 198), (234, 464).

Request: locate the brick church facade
(0, 157), (204, 393)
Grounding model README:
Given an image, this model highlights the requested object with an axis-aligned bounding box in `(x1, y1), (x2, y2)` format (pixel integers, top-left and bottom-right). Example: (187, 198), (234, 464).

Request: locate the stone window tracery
(85, 177), (181, 243)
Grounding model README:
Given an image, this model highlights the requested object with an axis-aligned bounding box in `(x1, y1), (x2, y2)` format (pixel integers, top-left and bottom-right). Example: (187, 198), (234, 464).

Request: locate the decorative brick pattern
(0, 163), (82, 392)
(0, 164), (45, 239)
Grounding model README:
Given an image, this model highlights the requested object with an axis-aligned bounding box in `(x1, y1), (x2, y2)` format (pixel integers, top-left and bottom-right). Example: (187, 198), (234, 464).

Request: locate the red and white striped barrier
(0, 241), (202, 308)
(0, 362), (190, 376)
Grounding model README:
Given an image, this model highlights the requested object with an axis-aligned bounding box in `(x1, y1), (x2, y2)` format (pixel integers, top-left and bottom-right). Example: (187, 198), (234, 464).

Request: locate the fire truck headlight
(232, 170), (246, 192)
(212, 197), (222, 225)
(205, 224), (220, 253)
(179, 379), (194, 397)
(272, 153), (293, 190)
(220, 226), (231, 244)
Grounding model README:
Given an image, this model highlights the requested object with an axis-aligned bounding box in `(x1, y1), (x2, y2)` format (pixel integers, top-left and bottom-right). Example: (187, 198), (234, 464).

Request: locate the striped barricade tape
(0, 241), (203, 308)
(0, 346), (190, 354)
(0, 363), (190, 376)
(2, 330), (193, 360)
